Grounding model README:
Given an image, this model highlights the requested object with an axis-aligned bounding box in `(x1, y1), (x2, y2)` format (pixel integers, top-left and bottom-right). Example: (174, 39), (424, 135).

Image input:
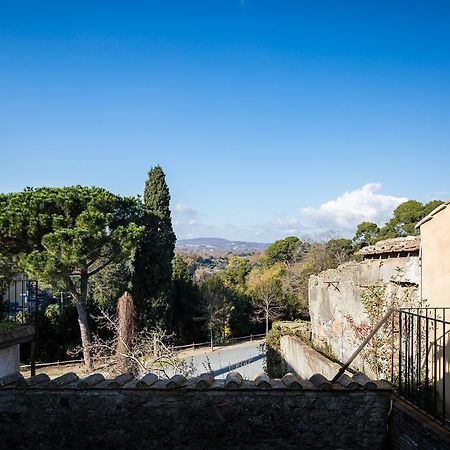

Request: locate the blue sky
(1, 1), (450, 242)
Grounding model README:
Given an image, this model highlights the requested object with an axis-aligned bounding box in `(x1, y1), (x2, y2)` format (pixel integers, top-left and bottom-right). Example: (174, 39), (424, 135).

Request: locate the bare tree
(251, 280), (284, 334)
(70, 294), (195, 378)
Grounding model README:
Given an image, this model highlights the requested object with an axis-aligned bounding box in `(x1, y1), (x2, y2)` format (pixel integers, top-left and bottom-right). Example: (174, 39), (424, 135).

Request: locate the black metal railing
(332, 306), (450, 428)
(1, 278), (39, 375)
(1, 278), (39, 323)
(393, 307), (450, 426)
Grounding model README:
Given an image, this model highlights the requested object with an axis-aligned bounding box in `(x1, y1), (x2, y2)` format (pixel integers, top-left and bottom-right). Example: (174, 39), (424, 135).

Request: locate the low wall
(280, 335), (345, 380)
(0, 372), (392, 449)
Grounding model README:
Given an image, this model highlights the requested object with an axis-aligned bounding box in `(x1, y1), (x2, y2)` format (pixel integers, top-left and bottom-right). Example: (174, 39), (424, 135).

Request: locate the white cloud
(269, 216), (301, 235)
(174, 203), (198, 215)
(172, 183), (408, 243)
(301, 183), (408, 231)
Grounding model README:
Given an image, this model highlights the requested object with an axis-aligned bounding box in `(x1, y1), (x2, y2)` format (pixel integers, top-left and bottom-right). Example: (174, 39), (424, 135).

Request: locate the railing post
(398, 310), (402, 396)
(391, 310), (395, 384)
(443, 309), (446, 424)
(30, 340), (36, 377)
(425, 308), (429, 407)
(434, 309), (438, 418)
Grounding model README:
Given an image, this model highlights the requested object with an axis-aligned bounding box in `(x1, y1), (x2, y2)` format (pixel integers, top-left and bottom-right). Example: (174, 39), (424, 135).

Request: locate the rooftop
(356, 236), (420, 257)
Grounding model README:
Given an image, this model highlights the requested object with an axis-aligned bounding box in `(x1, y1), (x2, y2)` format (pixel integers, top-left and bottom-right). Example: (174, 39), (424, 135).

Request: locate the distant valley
(176, 237), (268, 254)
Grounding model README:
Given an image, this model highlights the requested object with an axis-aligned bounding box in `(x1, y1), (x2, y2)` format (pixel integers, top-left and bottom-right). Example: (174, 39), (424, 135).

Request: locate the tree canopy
(133, 166), (176, 328)
(353, 199), (444, 247)
(0, 186), (143, 367)
(262, 236), (304, 266)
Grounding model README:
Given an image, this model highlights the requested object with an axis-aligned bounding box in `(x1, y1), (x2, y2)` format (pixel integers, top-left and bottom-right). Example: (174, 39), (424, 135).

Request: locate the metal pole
(32, 281), (38, 377)
(210, 329), (213, 351)
(443, 309), (446, 424)
(332, 308), (394, 383)
(30, 341), (36, 377)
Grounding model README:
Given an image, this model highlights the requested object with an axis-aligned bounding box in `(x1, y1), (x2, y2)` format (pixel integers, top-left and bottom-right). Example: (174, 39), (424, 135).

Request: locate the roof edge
(415, 200), (450, 229)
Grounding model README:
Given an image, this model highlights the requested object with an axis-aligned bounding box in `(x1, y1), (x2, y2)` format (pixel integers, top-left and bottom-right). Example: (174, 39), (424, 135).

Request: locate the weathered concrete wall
(0, 345), (19, 378)
(280, 335), (346, 380)
(309, 256), (420, 376)
(0, 385), (392, 449)
(389, 399), (450, 449)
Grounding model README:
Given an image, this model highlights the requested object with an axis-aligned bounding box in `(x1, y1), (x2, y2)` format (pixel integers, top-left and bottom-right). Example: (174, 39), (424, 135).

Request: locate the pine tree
(133, 166), (176, 329)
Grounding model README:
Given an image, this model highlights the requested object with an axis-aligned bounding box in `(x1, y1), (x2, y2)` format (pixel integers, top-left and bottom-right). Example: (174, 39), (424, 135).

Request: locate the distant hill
(176, 237), (268, 254)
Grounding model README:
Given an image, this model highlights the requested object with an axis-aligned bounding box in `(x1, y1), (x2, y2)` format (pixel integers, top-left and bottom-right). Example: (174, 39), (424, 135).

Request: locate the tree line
(0, 171), (443, 367)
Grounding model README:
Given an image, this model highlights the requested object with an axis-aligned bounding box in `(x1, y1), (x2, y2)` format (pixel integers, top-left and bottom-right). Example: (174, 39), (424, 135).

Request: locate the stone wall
(0, 371), (393, 449)
(308, 256), (420, 376)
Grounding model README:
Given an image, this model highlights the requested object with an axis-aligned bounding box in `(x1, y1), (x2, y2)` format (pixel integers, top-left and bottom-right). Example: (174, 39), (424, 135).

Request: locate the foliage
(247, 266), (285, 334)
(0, 186), (144, 367)
(0, 254), (14, 298)
(170, 255), (205, 343)
(35, 302), (81, 362)
(264, 320), (311, 378)
(199, 275), (234, 343)
(88, 259), (132, 310)
(221, 256), (252, 291)
(44, 303), (61, 323)
(354, 199), (444, 246)
(325, 238), (353, 264)
(0, 321), (20, 332)
(262, 236), (303, 266)
(353, 222), (380, 248)
(133, 166), (176, 329)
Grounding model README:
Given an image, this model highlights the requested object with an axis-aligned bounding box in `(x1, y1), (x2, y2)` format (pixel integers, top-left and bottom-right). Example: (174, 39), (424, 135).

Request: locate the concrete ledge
(280, 335), (350, 380)
(0, 325), (34, 350)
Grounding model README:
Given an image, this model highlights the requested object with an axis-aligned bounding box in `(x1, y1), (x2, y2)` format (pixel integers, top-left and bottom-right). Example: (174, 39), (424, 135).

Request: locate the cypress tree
(133, 166), (176, 329)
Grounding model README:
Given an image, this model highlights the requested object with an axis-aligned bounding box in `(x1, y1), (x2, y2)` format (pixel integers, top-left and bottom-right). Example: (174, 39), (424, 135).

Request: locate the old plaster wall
(420, 204), (450, 308)
(308, 256), (420, 376)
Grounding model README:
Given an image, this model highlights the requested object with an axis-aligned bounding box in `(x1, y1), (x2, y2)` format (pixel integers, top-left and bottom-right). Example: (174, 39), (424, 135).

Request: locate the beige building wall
(419, 204), (450, 307)
(417, 202), (450, 416)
